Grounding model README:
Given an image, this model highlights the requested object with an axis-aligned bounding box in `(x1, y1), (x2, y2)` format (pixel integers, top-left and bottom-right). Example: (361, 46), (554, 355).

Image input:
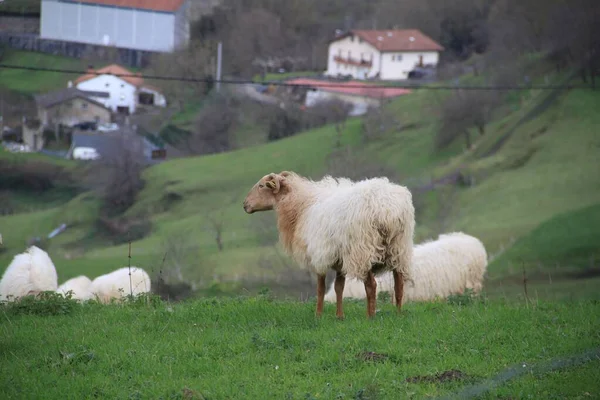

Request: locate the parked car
(73, 121), (97, 131)
(408, 66), (437, 79)
(97, 122), (119, 132)
(73, 147), (100, 160)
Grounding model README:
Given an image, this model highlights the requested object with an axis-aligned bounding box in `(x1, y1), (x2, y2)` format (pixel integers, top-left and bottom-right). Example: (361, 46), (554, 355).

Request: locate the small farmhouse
(285, 78), (411, 116)
(34, 87), (112, 128)
(40, 0), (190, 53)
(325, 29), (444, 80)
(73, 64), (167, 115)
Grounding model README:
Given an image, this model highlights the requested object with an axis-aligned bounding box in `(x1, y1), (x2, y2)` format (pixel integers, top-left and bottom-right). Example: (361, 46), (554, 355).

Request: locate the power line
(0, 63), (595, 91)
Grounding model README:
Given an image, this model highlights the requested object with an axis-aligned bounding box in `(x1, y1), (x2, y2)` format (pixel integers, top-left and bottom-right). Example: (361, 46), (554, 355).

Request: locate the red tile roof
(75, 64), (143, 86)
(285, 78), (412, 99)
(75, 64), (162, 92)
(77, 0), (185, 12)
(333, 29), (444, 52)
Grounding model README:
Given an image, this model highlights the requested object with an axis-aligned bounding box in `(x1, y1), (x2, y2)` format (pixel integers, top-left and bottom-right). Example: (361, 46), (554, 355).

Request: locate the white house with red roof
(40, 0), (190, 53)
(285, 78), (411, 116)
(71, 64), (166, 115)
(325, 29), (444, 80)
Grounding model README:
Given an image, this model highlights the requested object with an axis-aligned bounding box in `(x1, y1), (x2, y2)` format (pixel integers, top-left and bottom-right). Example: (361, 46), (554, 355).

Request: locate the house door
(418, 55), (424, 67)
(117, 106), (130, 115)
(139, 92), (154, 105)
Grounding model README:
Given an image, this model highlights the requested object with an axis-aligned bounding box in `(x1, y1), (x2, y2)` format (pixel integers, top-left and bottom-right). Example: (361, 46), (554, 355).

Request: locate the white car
(73, 147), (100, 160)
(97, 123), (119, 132)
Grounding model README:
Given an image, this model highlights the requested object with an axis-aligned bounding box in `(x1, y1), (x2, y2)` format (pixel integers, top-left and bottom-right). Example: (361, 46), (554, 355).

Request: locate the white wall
(326, 35), (381, 79)
(76, 75), (137, 114)
(41, 0), (179, 52)
(305, 90), (379, 117)
(139, 87), (167, 107)
(379, 51), (439, 80)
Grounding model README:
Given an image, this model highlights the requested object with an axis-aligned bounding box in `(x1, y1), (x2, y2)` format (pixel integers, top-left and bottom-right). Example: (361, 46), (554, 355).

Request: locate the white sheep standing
(0, 246), (58, 301)
(57, 275), (94, 301)
(89, 267), (151, 304)
(243, 171), (415, 319)
(324, 232), (488, 305)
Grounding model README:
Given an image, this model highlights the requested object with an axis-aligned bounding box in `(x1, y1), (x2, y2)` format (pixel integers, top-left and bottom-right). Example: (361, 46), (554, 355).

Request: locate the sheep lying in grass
(243, 171), (415, 319)
(324, 232), (488, 305)
(89, 267), (151, 304)
(57, 275), (94, 301)
(0, 246), (58, 301)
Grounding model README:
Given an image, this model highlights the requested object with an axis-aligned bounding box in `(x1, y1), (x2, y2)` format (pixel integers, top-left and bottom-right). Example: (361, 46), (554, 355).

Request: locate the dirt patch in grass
(406, 369), (471, 384)
(356, 351), (389, 363)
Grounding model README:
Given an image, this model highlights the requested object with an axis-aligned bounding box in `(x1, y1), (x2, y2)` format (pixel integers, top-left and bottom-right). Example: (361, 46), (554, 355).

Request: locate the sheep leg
(392, 269), (404, 313)
(334, 270), (346, 320)
(316, 274), (326, 317)
(363, 271), (377, 319)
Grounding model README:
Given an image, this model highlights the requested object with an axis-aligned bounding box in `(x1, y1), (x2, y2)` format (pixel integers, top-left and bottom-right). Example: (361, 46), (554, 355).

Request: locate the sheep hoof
(336, 313), (345, 320)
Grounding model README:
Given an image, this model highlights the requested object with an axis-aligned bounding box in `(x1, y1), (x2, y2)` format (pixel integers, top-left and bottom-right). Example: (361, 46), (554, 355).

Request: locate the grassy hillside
(1, 63), (598, 300)
(1, 296), (598, 399)
(0, 49), (88, 94)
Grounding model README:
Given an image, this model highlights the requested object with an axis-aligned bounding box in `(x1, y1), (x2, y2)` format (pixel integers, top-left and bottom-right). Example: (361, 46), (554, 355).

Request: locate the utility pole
(216, 41), (223, 93)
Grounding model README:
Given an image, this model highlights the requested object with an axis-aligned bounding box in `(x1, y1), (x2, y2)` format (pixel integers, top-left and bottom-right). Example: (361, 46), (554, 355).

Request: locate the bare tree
(160, 228), (201, 284)
(325, 145), (401, 182)
(203, 192), (240, 252)
(85, 133), (146, 213)
(188, 92), (239, 155)
(146, 40), (214, 112)
(434, 89), (499, 151)
(362, 103), (401, 142)
(225, 8), (289, 78)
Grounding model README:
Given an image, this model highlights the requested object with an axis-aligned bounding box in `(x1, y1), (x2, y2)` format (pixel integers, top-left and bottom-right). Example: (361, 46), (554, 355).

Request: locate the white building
(325, 29), (444, 80)
(40, 0), (190, 53)
(72, 64), (166, 115)
(286, 78), (411, 116)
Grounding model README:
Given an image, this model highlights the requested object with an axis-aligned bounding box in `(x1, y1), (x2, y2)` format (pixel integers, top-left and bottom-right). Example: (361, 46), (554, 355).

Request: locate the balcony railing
(334, 55), (372, 68)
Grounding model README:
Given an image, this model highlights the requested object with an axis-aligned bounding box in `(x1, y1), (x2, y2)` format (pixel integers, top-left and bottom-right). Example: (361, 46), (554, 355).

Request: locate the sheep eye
(259, 184), (264, 188)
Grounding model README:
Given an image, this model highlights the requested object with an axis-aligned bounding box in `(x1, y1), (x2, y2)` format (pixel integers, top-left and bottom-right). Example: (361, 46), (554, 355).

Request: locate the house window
(393, 54), (403, 61)
(105, 83), (110, 87)
(121, 84), (125, 88)
(120, 94), (125, 100)
(81, 102), (88, 110)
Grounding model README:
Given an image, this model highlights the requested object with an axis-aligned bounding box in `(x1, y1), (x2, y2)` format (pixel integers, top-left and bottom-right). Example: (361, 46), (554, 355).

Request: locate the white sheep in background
(0, 246), (58, 301)
(324, 232), (488, 305)
(57, 275), (94, 301)
(89, 267), (151, 304)
(243, 170), (415, 319)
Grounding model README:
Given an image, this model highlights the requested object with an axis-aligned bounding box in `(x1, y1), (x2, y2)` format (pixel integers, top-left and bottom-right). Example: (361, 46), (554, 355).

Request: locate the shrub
(1, 291), (80, 316)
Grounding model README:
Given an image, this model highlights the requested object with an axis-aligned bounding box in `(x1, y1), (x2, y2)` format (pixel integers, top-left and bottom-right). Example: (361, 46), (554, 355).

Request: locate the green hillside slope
(1, 74), (598, 300)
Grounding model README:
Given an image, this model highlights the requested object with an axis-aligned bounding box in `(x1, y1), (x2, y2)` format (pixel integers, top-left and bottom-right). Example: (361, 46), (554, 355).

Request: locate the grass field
(253, 70), (322, 82)
(1, 68), (599, 300)
(0, 49), (89, 94)
(1, 295), (598, 399)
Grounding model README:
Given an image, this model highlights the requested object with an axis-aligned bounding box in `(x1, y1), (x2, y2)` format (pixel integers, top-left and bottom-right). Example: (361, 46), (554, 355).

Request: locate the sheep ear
(279, 171), (292, 177)
(265, 178), (281, 194)
(265, 180), (277, 189)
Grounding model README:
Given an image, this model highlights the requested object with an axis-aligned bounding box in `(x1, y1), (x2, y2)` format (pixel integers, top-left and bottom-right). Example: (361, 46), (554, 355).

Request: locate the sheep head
(243, 172), (289, 214)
